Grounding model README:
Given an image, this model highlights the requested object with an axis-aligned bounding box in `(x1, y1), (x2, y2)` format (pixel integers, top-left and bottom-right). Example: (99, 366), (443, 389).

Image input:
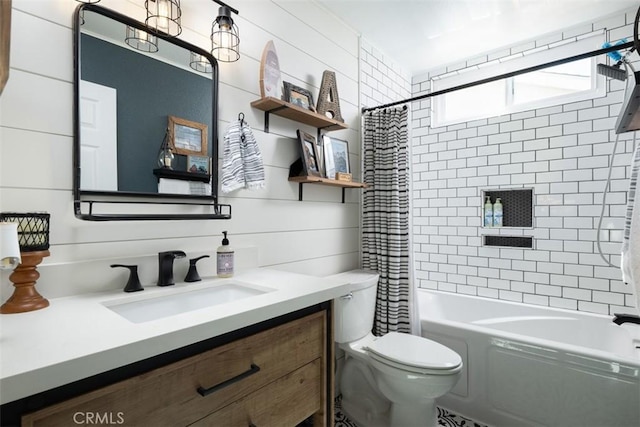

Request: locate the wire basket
(0, 212), (50, 252)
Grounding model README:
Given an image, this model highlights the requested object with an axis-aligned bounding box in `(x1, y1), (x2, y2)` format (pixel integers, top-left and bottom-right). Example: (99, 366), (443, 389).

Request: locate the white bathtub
(418, 290), (640, 427)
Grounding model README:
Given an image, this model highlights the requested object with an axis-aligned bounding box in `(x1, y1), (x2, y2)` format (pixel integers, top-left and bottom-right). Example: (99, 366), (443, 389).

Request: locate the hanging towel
(621, 139), (640, 312)
(221, 118), (265, 193)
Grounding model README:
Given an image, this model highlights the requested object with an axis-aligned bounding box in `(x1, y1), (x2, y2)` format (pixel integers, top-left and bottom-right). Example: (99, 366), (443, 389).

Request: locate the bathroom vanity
(0, 269), (351, 426)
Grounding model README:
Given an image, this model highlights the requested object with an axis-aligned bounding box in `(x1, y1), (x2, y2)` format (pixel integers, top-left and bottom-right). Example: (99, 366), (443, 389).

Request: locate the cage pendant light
(75, 0), (101, 3)
(211, 5), (240, 63)
(125, 26), (159, 53)
(190, 52), (213, 73)
(145, 0), (182, 37)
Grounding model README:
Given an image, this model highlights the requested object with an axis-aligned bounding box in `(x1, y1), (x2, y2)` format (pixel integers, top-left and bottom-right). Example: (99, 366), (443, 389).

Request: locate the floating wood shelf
(288, 176), (367, 203)
(288, 176), (367, 188)
(153, 168), (211, 183)
(251, 97), (348, 133)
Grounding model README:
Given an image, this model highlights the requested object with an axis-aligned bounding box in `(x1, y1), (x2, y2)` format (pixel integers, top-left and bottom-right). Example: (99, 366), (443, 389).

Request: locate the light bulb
(136, 29), (149, 44)
(157, 0), (170, 31)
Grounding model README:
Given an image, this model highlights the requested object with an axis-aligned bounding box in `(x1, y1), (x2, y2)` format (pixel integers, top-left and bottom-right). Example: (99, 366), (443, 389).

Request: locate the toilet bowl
(330, 270), (462, 427)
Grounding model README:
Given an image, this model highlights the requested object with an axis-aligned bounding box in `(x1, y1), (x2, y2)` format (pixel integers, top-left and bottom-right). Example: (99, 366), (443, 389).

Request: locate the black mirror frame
(72, 3), (230, 221)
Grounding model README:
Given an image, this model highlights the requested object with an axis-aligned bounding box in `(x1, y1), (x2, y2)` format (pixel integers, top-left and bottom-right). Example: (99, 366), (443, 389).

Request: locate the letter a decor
(316, 70), (343, 122)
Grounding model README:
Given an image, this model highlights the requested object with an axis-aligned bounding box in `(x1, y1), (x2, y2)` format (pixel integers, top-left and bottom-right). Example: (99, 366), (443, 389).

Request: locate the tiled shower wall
(360, 39), (412, 111)
(411, 8), (638, 315)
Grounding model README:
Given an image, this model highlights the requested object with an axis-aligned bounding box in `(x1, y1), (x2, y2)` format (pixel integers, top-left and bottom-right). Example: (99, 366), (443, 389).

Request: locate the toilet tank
(328, 270), (380, 344)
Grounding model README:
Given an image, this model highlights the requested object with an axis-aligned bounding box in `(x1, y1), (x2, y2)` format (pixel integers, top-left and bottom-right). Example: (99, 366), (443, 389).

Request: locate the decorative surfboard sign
(259, 40), (283, 99)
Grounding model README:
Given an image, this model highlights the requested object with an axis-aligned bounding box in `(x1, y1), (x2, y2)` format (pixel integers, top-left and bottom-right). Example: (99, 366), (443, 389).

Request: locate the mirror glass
(76, 6), (216, 199)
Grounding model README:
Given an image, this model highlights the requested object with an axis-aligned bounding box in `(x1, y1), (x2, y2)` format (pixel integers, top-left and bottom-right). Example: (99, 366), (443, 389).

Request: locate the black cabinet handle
(197, 364), (261, 397)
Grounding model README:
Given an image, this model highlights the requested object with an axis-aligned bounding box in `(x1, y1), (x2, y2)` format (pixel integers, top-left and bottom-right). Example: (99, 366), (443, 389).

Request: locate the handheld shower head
(597, 63), (627, 81)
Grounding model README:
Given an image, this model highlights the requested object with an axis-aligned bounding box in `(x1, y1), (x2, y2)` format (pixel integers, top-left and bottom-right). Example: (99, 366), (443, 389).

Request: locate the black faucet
(157, 251), (186, 287)
(612, 313), (640, 325)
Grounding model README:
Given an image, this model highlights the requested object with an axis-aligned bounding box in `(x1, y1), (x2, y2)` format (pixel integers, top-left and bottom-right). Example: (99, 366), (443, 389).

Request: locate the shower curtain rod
(362, 40), (635, 114)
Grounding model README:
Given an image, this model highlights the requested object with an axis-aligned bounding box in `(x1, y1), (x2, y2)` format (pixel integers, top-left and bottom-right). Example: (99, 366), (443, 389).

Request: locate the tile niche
(482, 188), (534, 248)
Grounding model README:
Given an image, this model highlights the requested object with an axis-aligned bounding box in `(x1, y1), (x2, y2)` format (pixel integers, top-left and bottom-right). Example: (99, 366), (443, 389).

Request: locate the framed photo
(187, 155), (211, 175)
(296, 130), (322, 177)
(326, 136), (350, 175)
(284, 81), (315, 112)
(322, 135), (335, 179)
(168, 115), (208, 156)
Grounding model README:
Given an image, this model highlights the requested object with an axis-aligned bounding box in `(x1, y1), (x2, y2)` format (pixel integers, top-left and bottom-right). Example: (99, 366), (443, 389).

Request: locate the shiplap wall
(411, 8), (638, 315)
(0, 0), (363, 299)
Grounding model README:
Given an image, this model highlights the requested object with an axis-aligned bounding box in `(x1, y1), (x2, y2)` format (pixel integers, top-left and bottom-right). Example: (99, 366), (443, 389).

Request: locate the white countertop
(0, 268), (353, 405)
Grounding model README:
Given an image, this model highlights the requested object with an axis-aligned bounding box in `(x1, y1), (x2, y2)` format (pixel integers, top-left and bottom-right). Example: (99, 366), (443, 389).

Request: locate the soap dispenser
(493, 198), (503, 227)
(216, 231), (234, 278)
(484, 196), (493, 227)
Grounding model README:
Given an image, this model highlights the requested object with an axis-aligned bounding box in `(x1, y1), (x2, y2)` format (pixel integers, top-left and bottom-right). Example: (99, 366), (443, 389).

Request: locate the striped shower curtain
(362, 106), (411, 335)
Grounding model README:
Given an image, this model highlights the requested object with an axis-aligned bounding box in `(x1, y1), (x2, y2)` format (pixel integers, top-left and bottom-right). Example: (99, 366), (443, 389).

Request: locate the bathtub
(418, 290), (640, 427)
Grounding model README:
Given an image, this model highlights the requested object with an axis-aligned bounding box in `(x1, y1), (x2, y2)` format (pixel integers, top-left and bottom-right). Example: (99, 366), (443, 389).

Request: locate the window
(431, 33), (605, 127)
(437, 79), (505, 125)
(512, 59), (593, 106)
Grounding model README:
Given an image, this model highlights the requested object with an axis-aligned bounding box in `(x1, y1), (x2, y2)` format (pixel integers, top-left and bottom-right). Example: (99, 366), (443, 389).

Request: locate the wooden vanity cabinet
(14, 305), (333, 427)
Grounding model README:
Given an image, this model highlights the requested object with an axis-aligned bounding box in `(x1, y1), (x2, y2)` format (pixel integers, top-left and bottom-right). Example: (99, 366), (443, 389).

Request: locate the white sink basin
(103, 281), (273, 323)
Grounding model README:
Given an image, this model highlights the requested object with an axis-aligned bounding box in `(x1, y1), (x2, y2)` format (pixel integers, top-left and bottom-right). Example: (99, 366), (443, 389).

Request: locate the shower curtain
(621, 136), (640, 314)
(362, 106), (412, 335)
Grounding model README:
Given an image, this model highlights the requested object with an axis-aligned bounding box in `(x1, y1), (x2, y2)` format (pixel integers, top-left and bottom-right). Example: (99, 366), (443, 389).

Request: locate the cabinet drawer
(192, 359), (322, 427)
(22, 311), (325, 427)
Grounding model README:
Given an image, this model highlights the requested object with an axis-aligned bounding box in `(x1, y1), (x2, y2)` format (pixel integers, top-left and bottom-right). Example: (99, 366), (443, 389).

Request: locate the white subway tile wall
(410, 8), (639, 315)
(360, 39), (412, 111)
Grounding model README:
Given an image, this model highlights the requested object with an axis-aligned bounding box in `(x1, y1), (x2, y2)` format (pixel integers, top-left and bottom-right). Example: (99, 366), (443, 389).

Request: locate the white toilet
(331, 270), (462, 427)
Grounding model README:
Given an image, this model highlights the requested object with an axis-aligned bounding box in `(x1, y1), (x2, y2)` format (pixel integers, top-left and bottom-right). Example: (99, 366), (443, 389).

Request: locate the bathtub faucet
(612, 313), (640, 325)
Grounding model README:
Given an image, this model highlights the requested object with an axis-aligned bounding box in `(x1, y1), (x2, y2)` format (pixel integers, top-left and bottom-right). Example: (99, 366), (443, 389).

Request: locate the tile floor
(334, 395), (487, 427)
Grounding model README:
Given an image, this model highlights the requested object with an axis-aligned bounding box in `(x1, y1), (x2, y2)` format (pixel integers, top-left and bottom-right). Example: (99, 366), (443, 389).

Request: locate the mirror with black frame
(74, 4), (226, 220)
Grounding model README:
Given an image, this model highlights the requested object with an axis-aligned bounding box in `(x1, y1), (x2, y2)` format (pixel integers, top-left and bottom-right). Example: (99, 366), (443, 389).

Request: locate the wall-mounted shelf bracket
(294, 182), (347, 203)
(262, 106), (287, 133)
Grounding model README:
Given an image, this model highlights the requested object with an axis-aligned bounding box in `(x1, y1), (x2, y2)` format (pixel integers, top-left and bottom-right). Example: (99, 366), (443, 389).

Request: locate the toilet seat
(367, 332), (462, 375)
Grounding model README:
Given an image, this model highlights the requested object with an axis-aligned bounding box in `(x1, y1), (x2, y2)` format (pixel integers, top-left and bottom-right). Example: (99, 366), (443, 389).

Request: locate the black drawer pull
(197, 364), (261, 397)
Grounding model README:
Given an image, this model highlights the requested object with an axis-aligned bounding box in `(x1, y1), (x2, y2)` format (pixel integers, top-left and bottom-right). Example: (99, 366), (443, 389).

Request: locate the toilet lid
(367, 332), (462, 371)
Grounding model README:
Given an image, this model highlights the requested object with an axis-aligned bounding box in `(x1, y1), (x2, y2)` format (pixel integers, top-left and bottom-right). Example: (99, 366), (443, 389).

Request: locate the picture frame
(325, 136), (350, 175)
(187, 155), (211, 175)
(168, 115), (208, 156)
(284, 81), (315, 112)
(296, 130), (322, 177)
(322, 135), (335, 179)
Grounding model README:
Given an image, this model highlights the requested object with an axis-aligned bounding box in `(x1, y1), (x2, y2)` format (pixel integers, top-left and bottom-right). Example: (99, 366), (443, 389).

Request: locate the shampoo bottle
(484, 196), (493, 227)
(493, 198), (503, 227)
(216, 231), (234, 278)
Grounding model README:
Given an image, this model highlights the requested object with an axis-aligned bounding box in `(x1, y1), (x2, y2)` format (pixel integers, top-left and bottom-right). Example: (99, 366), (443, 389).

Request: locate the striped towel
(221, 119), (265, 193)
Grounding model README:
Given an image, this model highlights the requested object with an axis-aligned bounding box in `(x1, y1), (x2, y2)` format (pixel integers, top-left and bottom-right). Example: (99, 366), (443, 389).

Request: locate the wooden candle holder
(1, 250), (50, 314)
